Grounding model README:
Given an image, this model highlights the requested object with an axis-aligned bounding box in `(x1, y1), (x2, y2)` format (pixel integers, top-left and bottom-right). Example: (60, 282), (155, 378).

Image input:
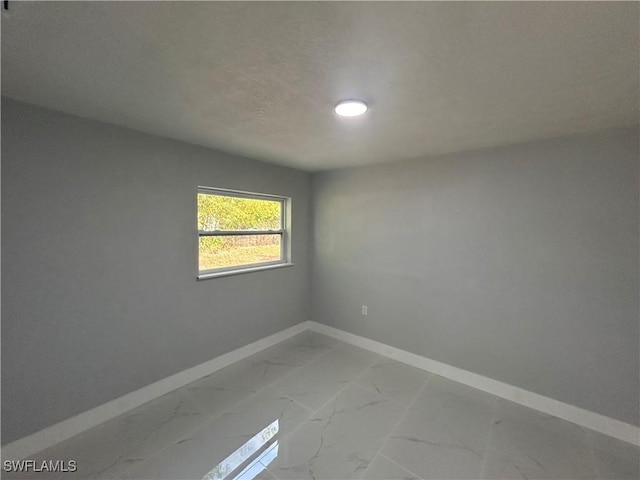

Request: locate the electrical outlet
(362, 305), (368, 316)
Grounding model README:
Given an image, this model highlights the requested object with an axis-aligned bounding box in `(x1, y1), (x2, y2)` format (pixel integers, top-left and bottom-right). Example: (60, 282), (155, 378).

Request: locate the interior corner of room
(1, 2), (638, 479)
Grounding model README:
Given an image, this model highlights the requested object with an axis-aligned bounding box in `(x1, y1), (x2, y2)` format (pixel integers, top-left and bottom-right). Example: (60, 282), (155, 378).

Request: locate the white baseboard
(309, 321), (640, 446)
(4, 319), (637, 461)
(1, 321), (311, 461)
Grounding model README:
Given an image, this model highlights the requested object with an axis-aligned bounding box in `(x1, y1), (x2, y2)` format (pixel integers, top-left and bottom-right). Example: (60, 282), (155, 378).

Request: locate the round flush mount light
(334, 100), (368, 117)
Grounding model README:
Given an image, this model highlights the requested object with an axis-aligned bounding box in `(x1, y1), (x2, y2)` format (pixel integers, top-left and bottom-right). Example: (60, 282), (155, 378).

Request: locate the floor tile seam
(269, 343), (390, 415)
(259, 460), (282, 480)
(582, 429), (603, 480)
(178, 387), (218, 422)
(251, 381), (357, 478)
(35, 341), (346, 480)
(370, 376), (433, 473)
(183, 374), (281, 423)
(115, 416), (209, 480)
(237, 347), (366, 469)
(376, 451), (425, 480)
(269, 342), (344, 385)
(92, 390), (216, 480)
(350, 377), (417, 411)
(312, 332), (391, 371)
(578, 426), (603, 479)
(262, 345), (348, 414)
(196, 339), (337, 421)
(345, 354), (419, 410)
(269, 387), (317, 417)
(478, 396), (500, 480)
(343, 353), (385, 384)
(374, 369), (436, 410)
(270, 377), (356, 441)
(253, 335), (344, 388)
(331, 339), (507, 420)
(329, 340), (390, 369)
(259, 346), (338, 394)
(117, 395), (266, 480)
(232, 331), (342, 388)
(117, 345), (332, 479)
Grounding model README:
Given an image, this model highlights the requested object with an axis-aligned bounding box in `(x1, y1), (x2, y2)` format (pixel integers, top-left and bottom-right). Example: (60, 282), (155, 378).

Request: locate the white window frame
(197, 186), (292, 279)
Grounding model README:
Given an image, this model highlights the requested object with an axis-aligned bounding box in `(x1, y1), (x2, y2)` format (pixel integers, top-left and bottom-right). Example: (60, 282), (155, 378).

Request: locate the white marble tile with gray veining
(290, 331), (340, 354)
(382, 376), (497, 479)
(184, 352), (301, 418)
(3, 389), (207, 480)
(4, 333), (638, 480)
(481, 399), (597, 479)
(362, 454), (422, 480)
(355, 360), (431, 406)
(124, 386), (310, 480)
(272, 345), (384, 411)
(236, 463), (279, 480)
(587, 430), (640, 480)
(258, 339), (327, 369)
(184, 333), (338, 418)
(267, 383), (405, 480)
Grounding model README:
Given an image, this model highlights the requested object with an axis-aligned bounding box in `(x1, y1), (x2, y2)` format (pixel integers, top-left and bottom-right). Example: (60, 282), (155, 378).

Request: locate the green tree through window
(197, 189), (288, 275)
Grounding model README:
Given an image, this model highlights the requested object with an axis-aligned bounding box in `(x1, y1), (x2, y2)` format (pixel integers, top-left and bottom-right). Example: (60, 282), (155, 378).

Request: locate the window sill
(197, 262), (294, 280)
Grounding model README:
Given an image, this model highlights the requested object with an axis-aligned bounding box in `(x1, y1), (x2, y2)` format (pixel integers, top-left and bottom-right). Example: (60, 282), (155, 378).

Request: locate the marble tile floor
(4, 332), (638, 480)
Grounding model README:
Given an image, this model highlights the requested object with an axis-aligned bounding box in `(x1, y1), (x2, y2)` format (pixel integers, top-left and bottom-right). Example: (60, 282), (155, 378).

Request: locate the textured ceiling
(2, 2), (638, 171)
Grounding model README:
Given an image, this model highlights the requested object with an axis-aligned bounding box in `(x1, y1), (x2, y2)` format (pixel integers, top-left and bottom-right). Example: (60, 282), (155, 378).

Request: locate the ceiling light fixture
(334, 100), (368, 117)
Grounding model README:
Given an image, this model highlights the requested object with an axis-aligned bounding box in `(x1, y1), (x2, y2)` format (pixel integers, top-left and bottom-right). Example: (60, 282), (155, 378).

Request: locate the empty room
(1, 1), (638, 479)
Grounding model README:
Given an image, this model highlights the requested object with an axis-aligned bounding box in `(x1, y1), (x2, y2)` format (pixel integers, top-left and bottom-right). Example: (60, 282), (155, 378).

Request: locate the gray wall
(3, 97), (638, 445)
(1, 98), (311, 444)
(312, 127), (639, 426)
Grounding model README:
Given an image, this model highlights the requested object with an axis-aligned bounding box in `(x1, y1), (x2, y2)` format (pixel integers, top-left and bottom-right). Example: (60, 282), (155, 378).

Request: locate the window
(197, 187), (290, 278)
